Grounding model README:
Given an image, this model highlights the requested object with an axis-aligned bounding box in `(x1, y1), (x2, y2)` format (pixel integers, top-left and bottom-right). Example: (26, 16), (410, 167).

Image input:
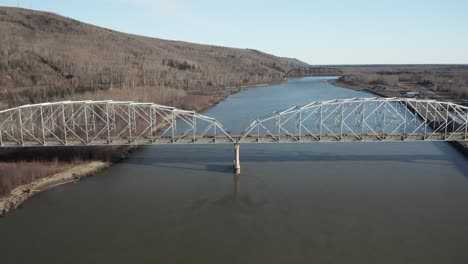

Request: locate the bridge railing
(239, 97), (468, 142)
(0, 101), (234, 147)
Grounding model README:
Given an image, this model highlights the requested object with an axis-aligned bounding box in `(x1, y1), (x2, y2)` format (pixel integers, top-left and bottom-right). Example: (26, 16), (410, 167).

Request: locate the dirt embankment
(0, 161), (110, 217)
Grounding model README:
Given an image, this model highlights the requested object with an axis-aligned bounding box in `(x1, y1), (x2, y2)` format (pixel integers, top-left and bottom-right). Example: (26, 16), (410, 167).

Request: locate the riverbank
(334, 65), (468, 103)
(329, 79), (389, 97)
(0, 161), (110, 217)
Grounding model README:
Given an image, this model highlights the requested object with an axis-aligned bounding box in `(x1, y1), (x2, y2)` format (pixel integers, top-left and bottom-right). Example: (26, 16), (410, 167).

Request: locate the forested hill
(0, 7), (308, 110)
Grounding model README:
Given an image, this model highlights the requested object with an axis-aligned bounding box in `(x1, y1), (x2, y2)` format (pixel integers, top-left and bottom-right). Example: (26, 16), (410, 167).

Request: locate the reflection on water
(0, 77), (468, 264)
(190, 174), (263, 209)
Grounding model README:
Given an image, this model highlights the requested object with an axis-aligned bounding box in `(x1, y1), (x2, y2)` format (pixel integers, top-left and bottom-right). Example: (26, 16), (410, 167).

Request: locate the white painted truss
(0, 100), (233, 147)
(1, 98), (467, 147)
(239, 97), (468, 143)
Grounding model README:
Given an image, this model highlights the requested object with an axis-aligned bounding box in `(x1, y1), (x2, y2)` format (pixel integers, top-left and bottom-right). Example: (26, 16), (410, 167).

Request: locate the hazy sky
(2, 0), (468, 64)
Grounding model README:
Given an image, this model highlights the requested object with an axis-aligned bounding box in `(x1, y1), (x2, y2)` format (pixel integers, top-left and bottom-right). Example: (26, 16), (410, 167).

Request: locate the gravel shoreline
(0, 161), (110, 217)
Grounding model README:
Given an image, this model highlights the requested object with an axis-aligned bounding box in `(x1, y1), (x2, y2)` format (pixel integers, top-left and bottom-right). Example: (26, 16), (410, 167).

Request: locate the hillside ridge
(0, 7), (308, 110)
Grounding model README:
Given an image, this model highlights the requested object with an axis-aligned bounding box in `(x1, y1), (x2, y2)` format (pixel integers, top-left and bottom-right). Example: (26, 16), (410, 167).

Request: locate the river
(1, 77), (468, 264)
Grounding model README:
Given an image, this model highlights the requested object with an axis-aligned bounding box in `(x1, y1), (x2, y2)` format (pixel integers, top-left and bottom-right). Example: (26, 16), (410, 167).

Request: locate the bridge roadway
(3, 133), (466, 147)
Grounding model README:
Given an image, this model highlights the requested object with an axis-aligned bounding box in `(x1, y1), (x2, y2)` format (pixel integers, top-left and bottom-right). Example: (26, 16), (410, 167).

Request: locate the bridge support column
(233, 142), (240, 174)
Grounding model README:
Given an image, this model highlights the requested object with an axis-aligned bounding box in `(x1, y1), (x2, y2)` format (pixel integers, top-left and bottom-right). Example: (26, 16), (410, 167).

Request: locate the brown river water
(0, 77), (467, 264)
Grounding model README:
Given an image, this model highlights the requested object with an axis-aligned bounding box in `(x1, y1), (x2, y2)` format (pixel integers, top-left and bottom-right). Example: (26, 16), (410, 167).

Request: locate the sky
(1, 0), (468, 65)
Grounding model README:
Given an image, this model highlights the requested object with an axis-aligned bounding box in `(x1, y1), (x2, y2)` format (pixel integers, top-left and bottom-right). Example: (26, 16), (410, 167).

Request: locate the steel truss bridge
(2, 98), (467, 174)
(0, 98), (467, 147)
(284, 67), (343, 78)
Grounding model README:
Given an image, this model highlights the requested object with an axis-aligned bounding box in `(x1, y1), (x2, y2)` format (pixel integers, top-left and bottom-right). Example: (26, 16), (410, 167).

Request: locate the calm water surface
(1, 77), (468, 264)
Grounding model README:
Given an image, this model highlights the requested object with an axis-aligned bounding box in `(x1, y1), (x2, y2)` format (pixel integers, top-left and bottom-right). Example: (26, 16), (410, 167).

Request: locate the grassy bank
(0, 145), (135, 201)
(0, 160), (79, 195)
(0, 161), (110, 216)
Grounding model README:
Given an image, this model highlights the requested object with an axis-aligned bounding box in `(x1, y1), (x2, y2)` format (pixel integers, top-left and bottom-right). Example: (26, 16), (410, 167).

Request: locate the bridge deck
(1, 133), (466, 147)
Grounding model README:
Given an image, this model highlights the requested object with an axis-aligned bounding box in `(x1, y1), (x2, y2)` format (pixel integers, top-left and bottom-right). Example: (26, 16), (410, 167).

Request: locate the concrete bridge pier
(233, 142), (240, 174)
